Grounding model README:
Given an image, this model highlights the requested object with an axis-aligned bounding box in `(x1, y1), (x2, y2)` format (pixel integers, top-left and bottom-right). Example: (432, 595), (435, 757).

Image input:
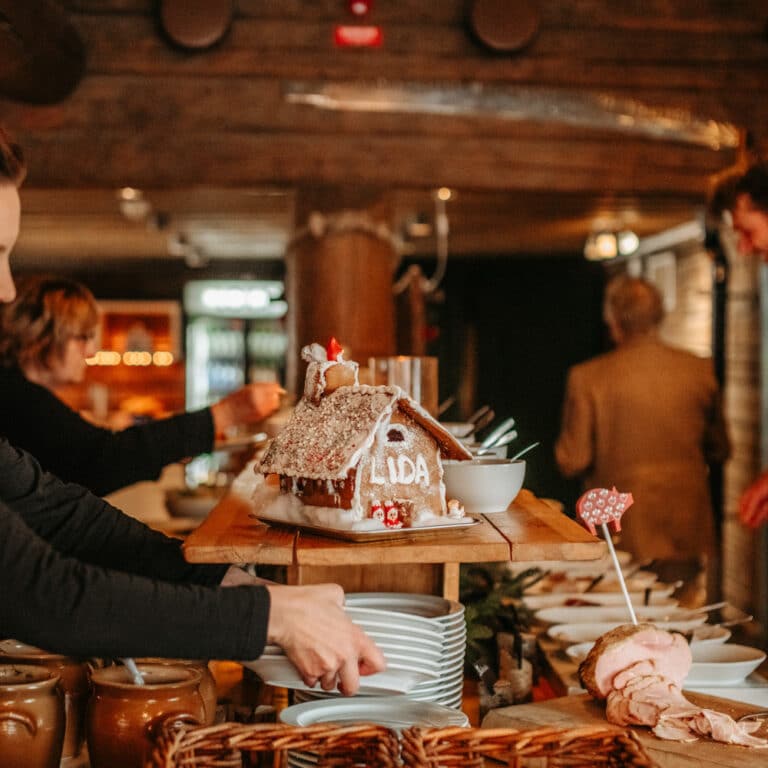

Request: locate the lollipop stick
(601, 522), (638, 625)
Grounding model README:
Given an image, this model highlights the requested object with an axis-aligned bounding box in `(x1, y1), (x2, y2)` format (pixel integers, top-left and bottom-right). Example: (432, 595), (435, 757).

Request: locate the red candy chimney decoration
(326, 336), (344, 362)
(576, 487), (634, 535)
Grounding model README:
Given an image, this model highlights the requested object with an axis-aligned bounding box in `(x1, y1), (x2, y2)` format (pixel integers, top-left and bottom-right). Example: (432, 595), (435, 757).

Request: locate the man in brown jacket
(555, 275), (731, 594)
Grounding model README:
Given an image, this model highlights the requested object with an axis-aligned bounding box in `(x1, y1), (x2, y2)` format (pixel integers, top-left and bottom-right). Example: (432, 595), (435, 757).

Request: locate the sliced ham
(579, 623), (768, 748)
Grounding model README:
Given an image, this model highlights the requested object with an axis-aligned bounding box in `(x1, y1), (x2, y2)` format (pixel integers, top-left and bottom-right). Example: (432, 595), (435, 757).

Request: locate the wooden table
(182, 489), (605, 600)
(483, 691), (768, 767)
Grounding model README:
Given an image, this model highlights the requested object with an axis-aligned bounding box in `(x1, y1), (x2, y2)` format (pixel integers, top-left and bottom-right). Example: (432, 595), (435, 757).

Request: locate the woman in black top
(0, 126), (383, 693)
(0, 274), (283, 495)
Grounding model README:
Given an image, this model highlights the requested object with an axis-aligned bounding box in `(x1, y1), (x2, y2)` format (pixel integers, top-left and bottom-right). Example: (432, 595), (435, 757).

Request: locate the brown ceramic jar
(86, 663), (205, 768)
(0, 639), (89, 761)
(0, 664), (65, 768)
(135, 658), (217, 724)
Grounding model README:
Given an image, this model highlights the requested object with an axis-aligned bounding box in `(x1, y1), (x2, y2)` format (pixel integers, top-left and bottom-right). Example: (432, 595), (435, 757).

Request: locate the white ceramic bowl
(685, 644), (766, 686)
(462, 442), (508, 459)
(442, 458), (525, 513)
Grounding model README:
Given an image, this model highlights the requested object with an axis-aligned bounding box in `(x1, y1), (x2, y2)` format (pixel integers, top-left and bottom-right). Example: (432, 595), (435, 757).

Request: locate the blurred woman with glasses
(0, 274), (283, 495)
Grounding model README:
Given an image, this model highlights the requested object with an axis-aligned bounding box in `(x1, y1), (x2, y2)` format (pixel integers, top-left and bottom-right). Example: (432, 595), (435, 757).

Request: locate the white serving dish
(509, 550), (633, 576)
(345, 592), (464, 623)
(442, 458), (525, 513)
(522, 593), (678, 610)
(242, 656), (437, 695)
(280, 696), (469, 729)
(564, 641), (594, 664)
(683, 644), (767, 686)
(563, 625), (731, 665)
(523, 572), (662, 596)
(688, 624), (732, 645)
(547, 616), (707, 645)
(534, 605), (702, 626)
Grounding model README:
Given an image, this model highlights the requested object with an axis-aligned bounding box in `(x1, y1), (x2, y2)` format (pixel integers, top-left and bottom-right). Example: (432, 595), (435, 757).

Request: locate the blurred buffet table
(182, 489), (606, 600)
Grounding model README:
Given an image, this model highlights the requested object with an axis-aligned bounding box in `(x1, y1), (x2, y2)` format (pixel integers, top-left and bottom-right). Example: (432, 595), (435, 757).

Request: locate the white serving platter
(522, 592), (678, 610)
(684, 644), (767, 686)
(242, 656), (437, 695)
(534, 605), (703, 626)
(547, 616), (707, 645)
(345, 592), (464, 623)
(280, 696), (469, 729)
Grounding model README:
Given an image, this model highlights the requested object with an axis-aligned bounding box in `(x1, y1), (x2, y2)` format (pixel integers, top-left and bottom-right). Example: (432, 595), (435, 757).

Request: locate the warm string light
(86, 350), (175, 367)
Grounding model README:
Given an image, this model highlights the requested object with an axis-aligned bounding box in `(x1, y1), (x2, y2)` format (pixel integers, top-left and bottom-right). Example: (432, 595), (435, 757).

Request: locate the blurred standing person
(0, 274), (283, 495)
(555, 275), (731, 599)
(715, 162), (768, 527)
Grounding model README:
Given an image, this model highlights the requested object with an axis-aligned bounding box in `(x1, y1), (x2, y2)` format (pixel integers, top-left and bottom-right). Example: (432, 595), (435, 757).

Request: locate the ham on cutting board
(577, 624), (767, 749)
(482, 692), (768, 768)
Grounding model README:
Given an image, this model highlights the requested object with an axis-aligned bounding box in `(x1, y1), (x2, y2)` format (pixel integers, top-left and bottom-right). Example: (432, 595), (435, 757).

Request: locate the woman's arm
(0, 367), (213, 494)
(0, 439), (227, 585)
(0, 499), (269, 659)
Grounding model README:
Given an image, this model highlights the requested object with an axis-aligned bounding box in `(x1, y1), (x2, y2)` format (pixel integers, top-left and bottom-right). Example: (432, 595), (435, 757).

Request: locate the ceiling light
(584, 231), (618, 261)
(116, 187), (152, 222)
(617, 229), (640, 255)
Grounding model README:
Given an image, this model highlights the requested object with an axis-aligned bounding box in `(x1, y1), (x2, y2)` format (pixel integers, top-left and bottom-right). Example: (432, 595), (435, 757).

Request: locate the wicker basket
(148, 721), (658, 768)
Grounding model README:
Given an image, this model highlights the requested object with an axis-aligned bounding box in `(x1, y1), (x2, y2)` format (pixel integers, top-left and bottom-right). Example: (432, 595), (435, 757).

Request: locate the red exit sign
(334, 25), (383, 47)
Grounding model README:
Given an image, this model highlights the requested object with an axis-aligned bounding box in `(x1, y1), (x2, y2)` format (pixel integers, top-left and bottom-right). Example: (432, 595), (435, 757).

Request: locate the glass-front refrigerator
(183, 279), (288, 486)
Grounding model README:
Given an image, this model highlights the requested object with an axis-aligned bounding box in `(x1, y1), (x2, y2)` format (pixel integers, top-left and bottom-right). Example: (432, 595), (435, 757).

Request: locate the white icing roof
(258, 384), (472, 480)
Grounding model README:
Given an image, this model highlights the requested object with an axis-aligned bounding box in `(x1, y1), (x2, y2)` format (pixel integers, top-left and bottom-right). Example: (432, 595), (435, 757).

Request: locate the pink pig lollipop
(576, 486), (634, 535)
(576, 486), (637, 625)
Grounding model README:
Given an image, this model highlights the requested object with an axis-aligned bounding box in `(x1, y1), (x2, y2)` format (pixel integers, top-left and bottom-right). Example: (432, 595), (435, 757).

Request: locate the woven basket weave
(147, 721), (658, 767)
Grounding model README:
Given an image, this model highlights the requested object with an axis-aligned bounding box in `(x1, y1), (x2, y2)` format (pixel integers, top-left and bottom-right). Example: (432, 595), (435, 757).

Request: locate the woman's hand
(210, 382), (284, 436)
(265, 583), (386, 695)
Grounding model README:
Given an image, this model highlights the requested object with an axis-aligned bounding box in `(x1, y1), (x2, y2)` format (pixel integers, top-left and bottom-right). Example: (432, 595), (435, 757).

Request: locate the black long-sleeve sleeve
(0, 366), (214, 495)
(0, 439), (269, 659)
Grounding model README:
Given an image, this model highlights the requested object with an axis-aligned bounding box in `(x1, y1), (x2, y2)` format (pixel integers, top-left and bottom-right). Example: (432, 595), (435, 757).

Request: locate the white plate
(345, 593), (464, 623)
(508, 550), (633, 576)
(683, 644), (767, 686)
(522, 593), (678, 610)
(363, 630), (445, 653)
(547, 617), (707, 645)
(535, 605), (702, 626)
(688, 625), (731, 645)
(563, 626), (731, 664)
(280, 696), (469, 729)
(564, 641), (594, 664)
(242, 658), (437, 695)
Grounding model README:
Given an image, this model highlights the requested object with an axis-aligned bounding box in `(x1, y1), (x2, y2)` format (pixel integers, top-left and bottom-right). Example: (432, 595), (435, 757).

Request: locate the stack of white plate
(280, 697), (469, 768)
(293, 592), (467, 710)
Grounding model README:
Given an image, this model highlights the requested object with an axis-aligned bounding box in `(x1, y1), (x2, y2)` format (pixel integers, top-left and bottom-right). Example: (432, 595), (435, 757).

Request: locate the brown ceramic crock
(0, 664), (65, 768)
(135, 658), (217, 724)
(0, 639), (89, 761)
(86, 663), (205, 768)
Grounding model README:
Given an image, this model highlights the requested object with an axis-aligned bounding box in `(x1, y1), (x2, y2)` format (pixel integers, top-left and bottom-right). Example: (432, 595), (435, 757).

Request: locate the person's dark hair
(0, 274), (99, 370)
(0, 126), (26, 186)
(603, 274), (664, 337)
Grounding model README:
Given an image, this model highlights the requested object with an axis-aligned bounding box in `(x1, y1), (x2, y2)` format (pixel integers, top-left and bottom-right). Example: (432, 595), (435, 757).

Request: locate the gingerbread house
(256, 344), (472, 530)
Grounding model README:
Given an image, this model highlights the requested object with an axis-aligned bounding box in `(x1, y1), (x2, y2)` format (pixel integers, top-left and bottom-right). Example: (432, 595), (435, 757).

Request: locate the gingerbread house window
(387, 427), (405, 442)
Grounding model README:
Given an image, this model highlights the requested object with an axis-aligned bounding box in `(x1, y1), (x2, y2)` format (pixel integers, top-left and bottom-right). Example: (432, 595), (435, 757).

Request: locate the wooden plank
(485, 489), (607, 563)
(182, 493), (295, 565)
(291, 515), (510, 567)
(10, 131), (727, 194)
(181, 488), (605, 568)
(483, 691), (768, 768)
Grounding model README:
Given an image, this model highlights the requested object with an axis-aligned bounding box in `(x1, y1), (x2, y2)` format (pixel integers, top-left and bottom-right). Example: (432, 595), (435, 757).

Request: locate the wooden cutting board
(482, 692), (768, 767)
